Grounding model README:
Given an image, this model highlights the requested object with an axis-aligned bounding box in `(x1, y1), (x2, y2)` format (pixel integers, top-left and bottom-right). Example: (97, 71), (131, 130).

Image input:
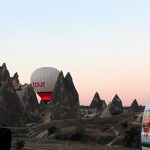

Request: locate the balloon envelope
(30, 67), (60, 101)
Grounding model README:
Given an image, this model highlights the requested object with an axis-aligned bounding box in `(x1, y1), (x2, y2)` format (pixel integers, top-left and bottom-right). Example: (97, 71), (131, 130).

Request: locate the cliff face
(50, 71), (80, 120)
(0, 63), (25, 126)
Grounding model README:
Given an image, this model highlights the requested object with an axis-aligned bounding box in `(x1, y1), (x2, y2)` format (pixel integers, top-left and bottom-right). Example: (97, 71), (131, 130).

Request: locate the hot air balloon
(30, 67), (60, 102)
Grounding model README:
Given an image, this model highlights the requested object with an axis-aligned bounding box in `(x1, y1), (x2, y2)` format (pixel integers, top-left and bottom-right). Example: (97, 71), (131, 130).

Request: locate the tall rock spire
(130, 99), (140, 112)
(50, 71), (80, 120)
(90, 92), (107, 112)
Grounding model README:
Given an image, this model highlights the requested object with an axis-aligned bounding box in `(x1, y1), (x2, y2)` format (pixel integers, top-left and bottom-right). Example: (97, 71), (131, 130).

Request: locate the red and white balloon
(30, 67), (60, 101)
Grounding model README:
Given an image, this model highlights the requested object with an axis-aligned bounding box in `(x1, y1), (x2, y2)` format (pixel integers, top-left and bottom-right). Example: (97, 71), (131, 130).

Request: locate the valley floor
(11, 138), (139, 150)
(9, 112), (142, 150)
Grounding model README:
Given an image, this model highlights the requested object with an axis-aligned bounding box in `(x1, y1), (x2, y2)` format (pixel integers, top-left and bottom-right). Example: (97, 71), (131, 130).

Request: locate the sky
(0, 0), (150, 106)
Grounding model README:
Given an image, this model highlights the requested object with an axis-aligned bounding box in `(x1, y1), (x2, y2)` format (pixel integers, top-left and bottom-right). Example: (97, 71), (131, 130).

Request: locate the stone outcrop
(130, 99), (140, 112)
(16, 84), (40, 122)
(109, 94), (123, 115)
(11, 72), (20, 89)
(11, 72), (40, 122)
(50, 71), (80, 120)
(90, 92), (107, 112)
(0, 63), (25, 126)
(101, 94), (123, 117)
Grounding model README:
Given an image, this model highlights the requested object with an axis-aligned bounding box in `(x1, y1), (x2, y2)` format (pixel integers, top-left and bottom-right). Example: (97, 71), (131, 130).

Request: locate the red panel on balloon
(37, 92), (52, 101)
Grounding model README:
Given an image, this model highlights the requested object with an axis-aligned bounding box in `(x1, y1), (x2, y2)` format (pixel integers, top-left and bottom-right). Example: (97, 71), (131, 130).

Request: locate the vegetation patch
(124, 125), (141, 148)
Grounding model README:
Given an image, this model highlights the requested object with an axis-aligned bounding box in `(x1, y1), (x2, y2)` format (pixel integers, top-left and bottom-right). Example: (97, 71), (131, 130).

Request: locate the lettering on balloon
(32, 81), (45, 87)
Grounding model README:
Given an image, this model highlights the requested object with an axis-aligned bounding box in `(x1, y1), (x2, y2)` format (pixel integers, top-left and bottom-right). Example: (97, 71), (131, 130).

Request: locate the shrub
(15, 139), (25, 150)
(48, 126), (58, 136)
(124, 125), (141, 148)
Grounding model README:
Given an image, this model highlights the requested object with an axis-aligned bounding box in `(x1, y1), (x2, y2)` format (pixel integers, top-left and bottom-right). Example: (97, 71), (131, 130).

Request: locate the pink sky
(0, 1), (150, 106)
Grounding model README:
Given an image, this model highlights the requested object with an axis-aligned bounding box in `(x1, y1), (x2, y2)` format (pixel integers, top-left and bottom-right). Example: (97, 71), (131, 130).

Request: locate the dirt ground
(10, 113), (141, 150)
(11, 138), (140, 150)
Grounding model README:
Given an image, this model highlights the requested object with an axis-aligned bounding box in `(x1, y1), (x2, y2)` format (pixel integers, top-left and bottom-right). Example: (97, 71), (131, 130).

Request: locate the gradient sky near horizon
(0, 0), (150, 106)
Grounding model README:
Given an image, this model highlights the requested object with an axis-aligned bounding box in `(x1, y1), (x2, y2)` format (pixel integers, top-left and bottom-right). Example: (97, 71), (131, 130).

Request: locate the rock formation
(109, 94), (123, 115)
(101, 94), (123, 117)
(0, 63), (25, 126)
(90, 92), (107, 112)
(130, 99), (140, 112)
(11, 72), (40, 122)
(50, 71), (80, 120)
(0, 63), (40, 126)
(39, 101), (52, 123)
(139, 105), (145, 112)
(11, 72), (20, 89)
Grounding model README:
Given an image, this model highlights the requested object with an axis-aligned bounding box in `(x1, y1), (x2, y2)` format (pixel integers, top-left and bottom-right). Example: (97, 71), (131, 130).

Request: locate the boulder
(50, 71), (80, 120)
